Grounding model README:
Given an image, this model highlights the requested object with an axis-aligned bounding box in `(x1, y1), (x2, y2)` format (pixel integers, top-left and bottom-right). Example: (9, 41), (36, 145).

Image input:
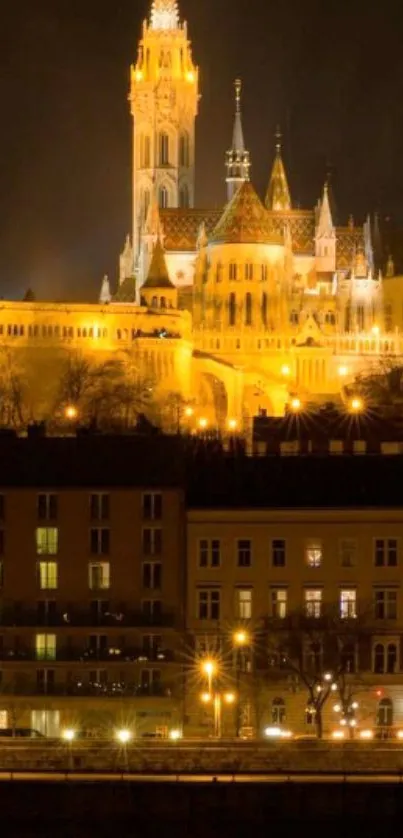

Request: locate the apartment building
(186, 456), (403, 737)
(0, 435), (185, 737)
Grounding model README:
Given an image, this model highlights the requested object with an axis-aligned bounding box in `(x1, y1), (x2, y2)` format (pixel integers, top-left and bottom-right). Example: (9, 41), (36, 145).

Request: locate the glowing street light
(65, 405), (78, 421)
(201, 659), (217, 678)
(184, 406), (194, 418)
(372, 324), (380, 336)
(224, 692), (235, 705)
(350, 397), (364, 414)
(338, 365), (349, 377)
(290, 397), (302, 413)
(281, 364), (291, 377)
(62, 728), (76, 742)
(233, 630), (250, 647)
(198, 417), (208, 430)
(116, 728), (132, 745)
(169, 729), (182, 741)
(200, 692), (212, 704)
(227, 418), (238, 432)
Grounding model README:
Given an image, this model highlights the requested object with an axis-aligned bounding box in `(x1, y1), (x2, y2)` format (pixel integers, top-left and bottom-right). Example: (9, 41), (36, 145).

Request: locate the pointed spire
(143, 239), (175, 289)
(119, 235), (134, 285)
(99, 275), (112, 304)
(144, 197), (164, 240)
(225, 79), (250, 202)
(212, 181), (281, 245)
(265, 127), (291, 211)
(316, 182), (334, 237)
(150, 0), (180, 30)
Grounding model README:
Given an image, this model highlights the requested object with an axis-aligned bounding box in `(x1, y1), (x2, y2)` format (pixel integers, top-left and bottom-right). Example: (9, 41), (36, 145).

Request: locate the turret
(140, 238), (178, 310)
(265, 128), (291, 211)
(225, 79), (251, 202)
(99, 275), (112, 304)
(315, 183), (336, 273)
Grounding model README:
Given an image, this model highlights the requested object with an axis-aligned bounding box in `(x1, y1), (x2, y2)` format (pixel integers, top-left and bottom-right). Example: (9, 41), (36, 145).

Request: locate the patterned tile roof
(160, 208), (221, 252)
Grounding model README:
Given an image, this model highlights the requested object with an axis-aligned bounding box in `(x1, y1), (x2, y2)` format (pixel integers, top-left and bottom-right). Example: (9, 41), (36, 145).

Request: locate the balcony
(0, 646), (176, 664)
(0, 679), (175, 699)
(0, 608), (178, 629)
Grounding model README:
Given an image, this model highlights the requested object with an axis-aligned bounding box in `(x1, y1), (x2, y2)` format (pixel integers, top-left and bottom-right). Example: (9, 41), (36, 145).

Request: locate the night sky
(1, 0), (403, 301)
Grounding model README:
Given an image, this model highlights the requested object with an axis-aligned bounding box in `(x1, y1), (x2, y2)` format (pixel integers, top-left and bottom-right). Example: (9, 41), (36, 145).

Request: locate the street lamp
(290, 397), (302, 413)
(350, 397), (364, 414)
(232, 630), (250, 737)
(61, 728), (76, 742)
(198, 417), (208, 431)
(116, 728), (132, 745)
(227, 418), (238, 433)
(65, 405), (78, 421)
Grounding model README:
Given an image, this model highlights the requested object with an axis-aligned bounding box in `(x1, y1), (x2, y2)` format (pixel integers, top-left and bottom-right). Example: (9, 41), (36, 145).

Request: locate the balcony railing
(0, 647), (176, 663)
(0, 680), (175, 699)
(0, 608), (178, 629)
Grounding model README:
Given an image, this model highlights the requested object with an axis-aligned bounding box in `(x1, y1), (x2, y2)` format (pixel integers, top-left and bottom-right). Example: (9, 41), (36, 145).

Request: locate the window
(159, 132), (169, 165)
(140, 134), (151, 168)
(31, 710), (60, 738)
(261, 292), (268, 326)
(304, 589), (322, 618)
(375, 539), (398, 567)
(179, 133), (189, 167)
(229, 263), (237, 281)
(197, 589), (220, 620)
(237, 539), (252, 568)
(339, 539), (357, 568)
(143, 562), (162, 590)
(90, 494), (110, 521)
(143, 493), (162, 520)
(36, 528), (58, 556)
(245, 263), (253, 280)
(272, 698), (286, 725)
(37, 494), (58, 521)
(374, 589), (397, 620)
(90, 528), (110, 555)
(245, 293), (252, 326)
(272, 539), (286, 568)
(271, 589), (287, 619)
(36, 634), (56, 661)
(377, 698), (394, 727)
(142, 528), (162, 555)
(340, 643), (356, 673)
(261, 264), (268, 282)
(140, 669), (161, 693)
(159, 186), (169, 209)
(38, 562), (58, 590)
(141, 599), (162, 618)
(237, 589), (252, 619)
(228, 293), (236, 326)
(340, 589), (357, 619)
(198, 539), (221, 568)
(88, 562), (110, 590)
(305, 541), (322, 568)
(373, 643), (398, 675)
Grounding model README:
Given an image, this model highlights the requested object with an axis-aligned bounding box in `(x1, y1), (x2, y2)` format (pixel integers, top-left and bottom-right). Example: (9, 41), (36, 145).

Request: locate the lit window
(38, 562), (58, 590)
(237, 589), (252, 620)
(36, 528), (58, 556)
(375, 539), (398, 567)
(271, 588), (287, 619)
(304, 589), (322, 618)
(340, 589), (357, 619)
(305, 542), (322, 568)
(88, 562), (110, 590)
(36, 634), (56, 661)
(339, 539), (357, 567)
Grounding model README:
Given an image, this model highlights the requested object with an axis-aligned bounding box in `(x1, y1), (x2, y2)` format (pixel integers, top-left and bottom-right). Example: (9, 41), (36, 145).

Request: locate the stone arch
(198, 372), (228, 427)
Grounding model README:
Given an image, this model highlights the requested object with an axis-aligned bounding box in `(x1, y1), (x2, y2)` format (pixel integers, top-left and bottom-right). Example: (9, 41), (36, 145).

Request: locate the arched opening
(159, 132), (169, 166)
(179, 133), (190, 167)
(151, 296), (158, 308)
(377, 698), (393, 727)
(198, 373), (229, 428)
(245, 293), (252, 326)
(271, 698), (286, 725)
(228, 293), (236, 327)
(179, 185), (189, 208)
(159, 186), (169, 209)
(261, 292), (268, 327)
(160, 296), (166, 309)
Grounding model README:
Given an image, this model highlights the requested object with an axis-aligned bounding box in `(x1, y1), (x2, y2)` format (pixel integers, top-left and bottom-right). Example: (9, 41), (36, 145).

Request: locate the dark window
(272, 539), (286, 567)
(142, 528), (162, 555)
(142, 494), (162, 521)
(245, 293), (252, 326)
(142, 563), (162, 590)
(142, 600), (162, 618)
(90, 528), (110, 555)
(375, 539), (398, 567)
(38, 494), (58, 521)
(228, 293), (236, 327)
(237, 540), (252, 568)
(36, 669), (55, 695)
(375, 590), (397, 620)
(90, 494), (110, 521)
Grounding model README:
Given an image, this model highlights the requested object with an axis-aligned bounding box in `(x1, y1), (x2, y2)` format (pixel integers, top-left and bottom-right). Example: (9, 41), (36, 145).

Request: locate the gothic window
(345, 304), (351, 333)
(261, 264), (268, 282)
(159, 133), (169, 166)
(261, 292), (268, 327)
(229, 263), (237, 281)
(228, 293), (236, 327)
(179, 133), (190, 167)
(140, 135), (151, 168)
(245, 293), (252, 326)
(159, 187), (169, 209)
(271, 698), (286, 725)
(160, 297), (167, 309)
(357, 305), (365, 331)
(179, 185), (189, 208)
(245, 263), (254, 281)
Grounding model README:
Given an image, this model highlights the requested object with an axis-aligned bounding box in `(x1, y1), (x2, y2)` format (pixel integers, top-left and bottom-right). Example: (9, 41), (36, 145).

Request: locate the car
(0, 728), (46, 738)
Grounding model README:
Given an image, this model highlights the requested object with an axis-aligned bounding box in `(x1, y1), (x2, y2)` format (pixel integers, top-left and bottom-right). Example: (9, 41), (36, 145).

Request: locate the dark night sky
(1, 0), (403, 301)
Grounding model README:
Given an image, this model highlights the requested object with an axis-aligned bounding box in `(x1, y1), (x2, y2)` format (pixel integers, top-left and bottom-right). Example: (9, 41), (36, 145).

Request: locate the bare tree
(0, 346), (27, 429)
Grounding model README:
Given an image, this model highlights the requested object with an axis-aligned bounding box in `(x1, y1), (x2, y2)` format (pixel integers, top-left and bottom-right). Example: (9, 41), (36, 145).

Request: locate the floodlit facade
(1, 0), (403, 428)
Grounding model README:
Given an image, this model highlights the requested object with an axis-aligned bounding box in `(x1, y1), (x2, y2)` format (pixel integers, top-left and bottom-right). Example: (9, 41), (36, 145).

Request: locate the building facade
(0, 437), (186, 738)
(2, 0), (403, 429)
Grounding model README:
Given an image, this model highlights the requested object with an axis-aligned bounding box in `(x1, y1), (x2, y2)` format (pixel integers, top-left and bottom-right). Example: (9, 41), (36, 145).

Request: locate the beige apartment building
(186, 457), (403, 738)
(0, 436), (186, 738)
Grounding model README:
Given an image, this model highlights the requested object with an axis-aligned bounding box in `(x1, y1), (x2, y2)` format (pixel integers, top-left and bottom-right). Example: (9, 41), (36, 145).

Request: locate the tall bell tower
(130, 0), (199, 269)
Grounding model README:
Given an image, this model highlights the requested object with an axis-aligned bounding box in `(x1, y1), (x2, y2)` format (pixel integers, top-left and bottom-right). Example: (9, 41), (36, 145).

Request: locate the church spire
(225, 79), (250, 202)
(150, 0), (180, 30)
(265, 127), (292, 212)
(316, 182), (334, 237)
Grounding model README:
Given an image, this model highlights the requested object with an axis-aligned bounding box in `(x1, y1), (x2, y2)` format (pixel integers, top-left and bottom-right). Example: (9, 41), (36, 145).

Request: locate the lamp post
(233, 630), (250, 738)
(200, 659), (235, 738)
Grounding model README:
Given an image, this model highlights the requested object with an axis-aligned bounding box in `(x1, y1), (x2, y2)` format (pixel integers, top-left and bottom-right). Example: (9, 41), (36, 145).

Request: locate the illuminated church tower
(129, 0), (199, 270)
